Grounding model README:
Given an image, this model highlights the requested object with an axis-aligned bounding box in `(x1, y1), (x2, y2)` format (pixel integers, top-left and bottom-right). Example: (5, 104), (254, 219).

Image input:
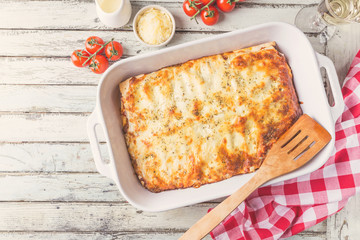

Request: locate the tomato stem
(189, 0), (202, 10)
(82, 38), (114, 67)
(205, 8), (215, 18)
(190, 0), (216, 21)
(189, 0), (243, 21)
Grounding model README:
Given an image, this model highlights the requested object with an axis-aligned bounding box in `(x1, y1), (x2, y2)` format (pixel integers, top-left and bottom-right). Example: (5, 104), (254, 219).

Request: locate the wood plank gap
(0, 141), (94, 144)
(0, 28), (320, 35)
(304, 32), (323, 37)
(0, 55), (129, 58)
(0, 141), (92, 145)
(238, 2), (318, 8)
(0, 200), (220, 205)
(0, 201), (216, 207)
(0, 83), (98, 86)
(0, 54), (131, 58)
(0, 172), (100, 175)
(0, 230), (187, 234)
(296, 230), (327, 235)
(0, 200), (127, 204)
(0, 28), (134, 32)
(0, 112), (91, 115)
(324, 39), (329, 62)
(0, 55), (63, 58)
(0, 28), (221, 34)
(0, 2), (318, 8)
(0, 28), (225, 34)
(0, 200), (220, 204)
(0, 171), (97, 174)
(0, 30), (319, 36)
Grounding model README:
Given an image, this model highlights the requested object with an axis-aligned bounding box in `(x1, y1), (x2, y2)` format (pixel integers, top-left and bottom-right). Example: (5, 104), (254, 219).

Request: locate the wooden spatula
(179, 114), (331, 240)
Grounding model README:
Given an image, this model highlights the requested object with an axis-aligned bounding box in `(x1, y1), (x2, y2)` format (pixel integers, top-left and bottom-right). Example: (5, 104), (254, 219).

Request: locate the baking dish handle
(316, 53), (344, 122)
(87, 109), (112, 179)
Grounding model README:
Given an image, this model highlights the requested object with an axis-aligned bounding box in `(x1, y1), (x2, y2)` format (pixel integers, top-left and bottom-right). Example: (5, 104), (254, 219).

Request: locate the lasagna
(119, 42), (302, 192)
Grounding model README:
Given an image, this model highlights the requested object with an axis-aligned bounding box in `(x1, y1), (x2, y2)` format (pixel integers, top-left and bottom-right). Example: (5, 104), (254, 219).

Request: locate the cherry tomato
(199, 0), (215, 6)
(105, 41), (123, 61)
(201, 6), (219, 26)
(85, 36), (104, 54)
(89, 55), (109, 74)
(216, 0), (236, 12)
(183, 0), (201, 17)
(71, 50), (90, 67)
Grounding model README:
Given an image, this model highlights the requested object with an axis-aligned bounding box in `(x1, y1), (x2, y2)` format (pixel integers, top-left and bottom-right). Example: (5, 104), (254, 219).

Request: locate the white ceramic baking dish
(87, 22), (344, 212)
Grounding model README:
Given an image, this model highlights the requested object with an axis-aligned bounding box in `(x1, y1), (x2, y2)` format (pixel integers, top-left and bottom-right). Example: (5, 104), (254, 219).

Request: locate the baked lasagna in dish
(119, 42), (302, 192)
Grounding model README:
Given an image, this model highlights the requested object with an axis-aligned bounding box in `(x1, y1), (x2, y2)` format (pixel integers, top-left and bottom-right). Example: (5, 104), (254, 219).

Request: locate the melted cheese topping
(136, 8), (173, 45)
(120, 42), (302, 192)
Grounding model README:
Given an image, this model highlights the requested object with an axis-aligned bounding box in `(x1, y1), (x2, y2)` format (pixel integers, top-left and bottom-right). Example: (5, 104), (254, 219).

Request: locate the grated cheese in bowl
(134, 6), (175, 46)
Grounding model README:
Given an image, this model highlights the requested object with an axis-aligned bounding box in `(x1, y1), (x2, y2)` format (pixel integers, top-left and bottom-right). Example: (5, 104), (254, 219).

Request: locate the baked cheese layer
(120, 42), (302, 192)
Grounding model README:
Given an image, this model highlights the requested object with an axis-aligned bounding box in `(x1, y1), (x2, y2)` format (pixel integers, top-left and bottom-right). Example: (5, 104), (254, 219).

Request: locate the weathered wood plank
(0, 29), (325, 58)
(0, 143), (101, 172)
(0, 174), (122, 202)
(326, 195), (360, 240)
(0, 171), (329, 237)
(0, 172), (340, 237)
(0, 30), (215, 57)
(0, 174), (221, 203)
(326, 24), (360, 86)
(0, 174), (253, 203)
(0, 57), (100, 85)
(0, 1), (306, 31)
(0, 113), (96, 142)
(0, 202), (326, 234)
(0, 232), (200, 240)
(289, 232), (326, 240)
(0, 202), (215, 231)
(0, 230), (325, 240)
(0, 85), (96, 112)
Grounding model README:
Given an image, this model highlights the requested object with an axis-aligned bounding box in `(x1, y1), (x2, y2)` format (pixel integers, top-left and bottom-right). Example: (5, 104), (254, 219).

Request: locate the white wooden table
(1, 0), (359, 239)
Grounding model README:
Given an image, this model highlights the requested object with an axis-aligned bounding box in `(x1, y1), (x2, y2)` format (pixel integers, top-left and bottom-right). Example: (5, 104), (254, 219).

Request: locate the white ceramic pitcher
(95, 0), (132, 28)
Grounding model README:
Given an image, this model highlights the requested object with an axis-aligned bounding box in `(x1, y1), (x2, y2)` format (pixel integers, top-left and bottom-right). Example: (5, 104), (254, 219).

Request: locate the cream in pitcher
(95, 0), (132, 28)
(98, 0), (122, 13)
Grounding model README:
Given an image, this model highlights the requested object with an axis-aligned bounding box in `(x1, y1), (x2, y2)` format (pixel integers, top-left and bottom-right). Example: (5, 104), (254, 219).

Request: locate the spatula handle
(179, 170), (268, 240)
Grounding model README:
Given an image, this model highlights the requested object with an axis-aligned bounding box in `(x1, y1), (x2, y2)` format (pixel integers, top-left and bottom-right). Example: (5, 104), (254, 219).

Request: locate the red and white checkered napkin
(210, 50), (360, 240)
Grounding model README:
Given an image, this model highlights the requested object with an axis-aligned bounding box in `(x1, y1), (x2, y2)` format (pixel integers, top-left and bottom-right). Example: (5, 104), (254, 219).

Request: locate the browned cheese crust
(119, 42), (302, 192)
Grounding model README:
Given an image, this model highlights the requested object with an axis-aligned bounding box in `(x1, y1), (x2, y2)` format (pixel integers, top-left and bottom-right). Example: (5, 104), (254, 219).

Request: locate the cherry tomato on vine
(89, 55), (109, 74)
(217, 0), (236, 12)
(85, 36), (105, 54)
(199, 0), (214, 6)
(201, 6), (219, 26)
(183, 0), (201, 17)
(105, 41), (123, 61)
(71, 50), (90, 67)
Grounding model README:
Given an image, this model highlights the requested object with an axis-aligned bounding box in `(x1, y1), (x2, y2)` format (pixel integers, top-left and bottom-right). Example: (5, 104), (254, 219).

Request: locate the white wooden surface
(0, 0), (359, 239)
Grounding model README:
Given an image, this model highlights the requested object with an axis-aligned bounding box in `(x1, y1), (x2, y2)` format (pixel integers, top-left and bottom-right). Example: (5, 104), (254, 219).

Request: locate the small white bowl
(133, 5), (176, 47)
